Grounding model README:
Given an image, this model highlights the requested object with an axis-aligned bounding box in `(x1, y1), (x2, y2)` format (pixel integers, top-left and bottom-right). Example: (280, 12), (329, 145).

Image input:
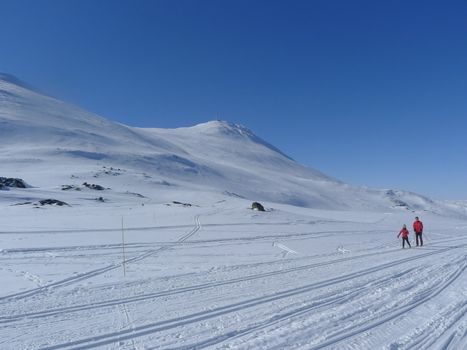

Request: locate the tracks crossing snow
(0, 215), (202, 303)
(2, 208), (466, 350)
(31, 240), (467, 350)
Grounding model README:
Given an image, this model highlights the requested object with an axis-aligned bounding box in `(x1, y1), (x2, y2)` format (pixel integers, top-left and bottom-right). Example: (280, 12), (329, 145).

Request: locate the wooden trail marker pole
(121, 216), (127, 277)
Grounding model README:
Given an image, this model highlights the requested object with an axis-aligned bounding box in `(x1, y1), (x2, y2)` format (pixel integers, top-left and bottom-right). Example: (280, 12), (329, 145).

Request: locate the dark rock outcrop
(62, 185), (81, 191)
(172, 201), (192, 207)
(39, 199), (70, 206)
(94, 166), (124, 178)
(125, 191), (146, 198)
(0, 177), (27, 188)
(252, 202), (265, 211)
(83, 182), (106, 190)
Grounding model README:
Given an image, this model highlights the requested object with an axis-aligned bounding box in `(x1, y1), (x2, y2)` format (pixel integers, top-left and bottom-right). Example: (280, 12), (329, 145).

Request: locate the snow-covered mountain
(0, 74), (465, 217)
(2, 74), (467, 350)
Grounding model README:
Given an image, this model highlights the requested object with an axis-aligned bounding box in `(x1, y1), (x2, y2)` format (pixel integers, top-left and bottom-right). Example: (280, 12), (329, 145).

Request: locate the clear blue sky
(1, 0), (466, 199)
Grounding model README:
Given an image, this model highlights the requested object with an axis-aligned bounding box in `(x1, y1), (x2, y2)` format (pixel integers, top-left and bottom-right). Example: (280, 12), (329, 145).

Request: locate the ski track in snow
(152, 246), (467, 350)
(0, 214), (204, 303)
(1, 235), (465, 326)
(3, 236), (463, 350)
(388, 299), (467, 350)
(1, 234), (463, 323)
(2, 220), (467, 350)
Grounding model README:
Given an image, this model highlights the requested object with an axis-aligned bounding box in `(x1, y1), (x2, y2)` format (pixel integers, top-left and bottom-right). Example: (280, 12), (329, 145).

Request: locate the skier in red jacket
(398, 224), (411, 248)
(413, 216), (424, 246)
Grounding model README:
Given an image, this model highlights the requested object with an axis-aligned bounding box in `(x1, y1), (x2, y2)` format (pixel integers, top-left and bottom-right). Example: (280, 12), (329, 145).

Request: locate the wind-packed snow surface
(1, 75), (466, 349)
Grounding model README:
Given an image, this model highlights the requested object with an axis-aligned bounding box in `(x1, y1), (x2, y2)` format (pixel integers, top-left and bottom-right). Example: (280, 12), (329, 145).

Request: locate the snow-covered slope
(0, 74), (466, 217)
(1, 74), (467, 350)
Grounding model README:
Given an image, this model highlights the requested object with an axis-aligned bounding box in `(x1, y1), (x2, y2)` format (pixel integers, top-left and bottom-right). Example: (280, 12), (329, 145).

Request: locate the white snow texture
(1, 74), (466, 349)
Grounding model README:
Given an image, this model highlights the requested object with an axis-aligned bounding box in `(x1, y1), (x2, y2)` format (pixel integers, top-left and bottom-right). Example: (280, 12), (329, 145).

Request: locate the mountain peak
(187, 120), (293, 160)
(190, 120), (254, 137)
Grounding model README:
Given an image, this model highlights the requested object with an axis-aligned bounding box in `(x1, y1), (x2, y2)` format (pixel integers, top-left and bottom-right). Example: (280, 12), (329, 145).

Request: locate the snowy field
(1, 74), (466, 349)
(1, 186), (466, 350)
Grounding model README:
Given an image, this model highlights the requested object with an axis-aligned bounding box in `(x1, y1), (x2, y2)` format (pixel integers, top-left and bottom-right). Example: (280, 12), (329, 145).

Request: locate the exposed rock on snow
(252, 202), (266, 211)
(38, 199), (70, 206)
(62, 183), (108, 191)
(61, 185), (81, 191)
(172, 201), (192, 207)
(94, 166), (124, 177)
(82, 182), (106, 190)
(0, 177), (28, 188)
